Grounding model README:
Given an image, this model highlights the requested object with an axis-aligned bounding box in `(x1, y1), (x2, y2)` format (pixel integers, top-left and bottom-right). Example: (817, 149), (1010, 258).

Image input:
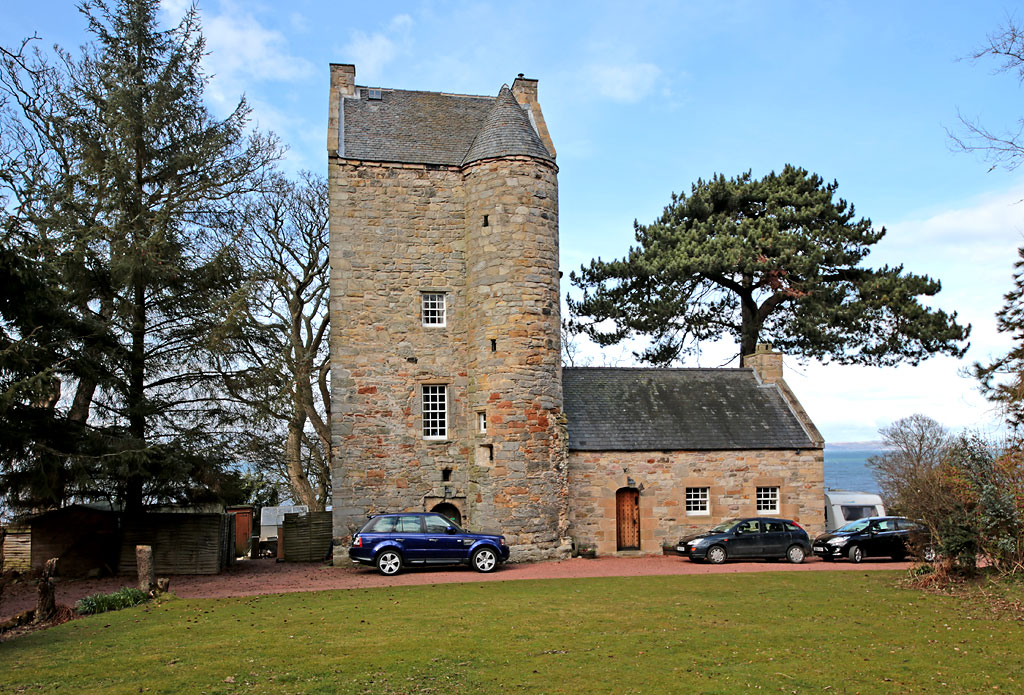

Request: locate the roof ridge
(354, 85), (496, 101)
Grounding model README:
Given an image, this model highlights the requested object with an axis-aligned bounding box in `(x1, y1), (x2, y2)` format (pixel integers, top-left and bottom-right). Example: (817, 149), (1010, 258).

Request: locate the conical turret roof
(462, 85), (554, 166)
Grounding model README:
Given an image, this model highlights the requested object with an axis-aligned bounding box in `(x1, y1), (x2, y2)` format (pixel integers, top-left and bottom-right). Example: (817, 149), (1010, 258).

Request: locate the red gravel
(1, 553), (907, 622)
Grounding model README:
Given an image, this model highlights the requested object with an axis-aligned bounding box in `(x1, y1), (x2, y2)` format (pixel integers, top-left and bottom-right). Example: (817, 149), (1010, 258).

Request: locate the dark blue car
(349, 512), (511, 575)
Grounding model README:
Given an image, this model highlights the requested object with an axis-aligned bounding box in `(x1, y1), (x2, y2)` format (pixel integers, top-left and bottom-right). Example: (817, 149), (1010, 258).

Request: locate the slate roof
(462, 86), (553, 165)
(341, 85), (552, 166)
(562, 367), (818, 451)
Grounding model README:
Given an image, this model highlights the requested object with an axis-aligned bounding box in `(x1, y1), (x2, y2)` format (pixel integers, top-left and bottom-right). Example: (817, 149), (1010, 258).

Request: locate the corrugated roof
(563, 367), (818, 451)
(341, 85), (551, 166)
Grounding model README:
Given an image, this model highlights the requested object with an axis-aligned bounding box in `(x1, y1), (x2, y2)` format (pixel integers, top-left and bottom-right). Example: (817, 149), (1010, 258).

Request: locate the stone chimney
(511, 73), (556, 158)
(745, 343), (783, 384)
(328, 63), (356, 155)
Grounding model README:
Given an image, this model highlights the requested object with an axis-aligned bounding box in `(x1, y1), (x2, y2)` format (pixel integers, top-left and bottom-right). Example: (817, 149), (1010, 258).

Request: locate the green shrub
(75, 587), (149, 615)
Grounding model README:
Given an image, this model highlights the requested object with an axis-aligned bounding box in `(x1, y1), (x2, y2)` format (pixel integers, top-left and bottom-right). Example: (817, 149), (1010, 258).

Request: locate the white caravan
(824, 490), (885, 532)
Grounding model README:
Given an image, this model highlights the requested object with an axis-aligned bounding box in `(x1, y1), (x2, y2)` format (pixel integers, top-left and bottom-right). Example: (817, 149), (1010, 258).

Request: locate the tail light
(353, 535), (362, 547)
(792, 521), (804, 529)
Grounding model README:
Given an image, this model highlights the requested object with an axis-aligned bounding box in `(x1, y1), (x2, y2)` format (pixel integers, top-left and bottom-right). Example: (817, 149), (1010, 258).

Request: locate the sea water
(823, 447), (884, 493)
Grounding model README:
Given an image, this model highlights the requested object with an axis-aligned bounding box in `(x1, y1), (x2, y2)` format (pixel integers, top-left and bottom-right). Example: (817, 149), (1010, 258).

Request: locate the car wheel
(848, 545), (864, 563)
(472, 547), (499, 573)
(376, 549), (402, 576)
(786, 545), (806, 564)
(922, 546), (937, 563)
(706, 545), (727, 564)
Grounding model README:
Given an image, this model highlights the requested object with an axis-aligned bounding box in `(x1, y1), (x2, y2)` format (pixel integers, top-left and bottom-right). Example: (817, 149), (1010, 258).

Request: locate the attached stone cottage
(327, 64), (824, 562)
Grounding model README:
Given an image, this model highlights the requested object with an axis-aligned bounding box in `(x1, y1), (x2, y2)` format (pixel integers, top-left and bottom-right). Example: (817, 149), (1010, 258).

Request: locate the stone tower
(327, 65), (569, 561)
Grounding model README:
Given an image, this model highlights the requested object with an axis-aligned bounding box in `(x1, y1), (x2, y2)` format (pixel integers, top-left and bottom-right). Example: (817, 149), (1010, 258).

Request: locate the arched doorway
(616, 488), (640, 551)
(430, 502), (462, 527)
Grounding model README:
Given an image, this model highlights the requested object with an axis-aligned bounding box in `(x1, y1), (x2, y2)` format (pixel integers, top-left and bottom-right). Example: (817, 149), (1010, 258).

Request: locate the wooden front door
(616, 488), (640, 550)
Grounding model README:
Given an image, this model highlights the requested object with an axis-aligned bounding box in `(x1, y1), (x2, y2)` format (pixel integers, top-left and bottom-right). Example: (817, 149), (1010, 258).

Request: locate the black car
(349, 512), (511, 575)
(812, 516), (933, 563)
(676, 517), (812, 564)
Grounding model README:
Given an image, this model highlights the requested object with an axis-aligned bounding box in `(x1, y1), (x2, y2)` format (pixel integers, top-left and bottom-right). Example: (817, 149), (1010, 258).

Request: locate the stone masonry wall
(329, 159), (473, 541)
(567, 448), (825, 556)
(463, 156), (568, 561)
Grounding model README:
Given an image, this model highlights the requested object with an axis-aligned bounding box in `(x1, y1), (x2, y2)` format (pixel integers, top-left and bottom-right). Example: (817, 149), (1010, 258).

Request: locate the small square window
(685, 487), (709, 515)
(421, 385), (447, 439)
(478, 411), (487, 434)
(756, 486), (779, 514)
(421, 293), (446, 327)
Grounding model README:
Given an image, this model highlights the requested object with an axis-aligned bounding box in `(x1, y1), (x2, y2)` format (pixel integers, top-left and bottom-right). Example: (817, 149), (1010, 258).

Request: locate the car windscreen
(840, 505), (878, 522)
(710, 519), (741, 533)
(836, 518), (871, 534)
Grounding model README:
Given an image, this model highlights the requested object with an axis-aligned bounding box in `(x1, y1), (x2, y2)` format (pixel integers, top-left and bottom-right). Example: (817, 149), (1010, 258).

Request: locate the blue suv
(349, 512), (511, 575)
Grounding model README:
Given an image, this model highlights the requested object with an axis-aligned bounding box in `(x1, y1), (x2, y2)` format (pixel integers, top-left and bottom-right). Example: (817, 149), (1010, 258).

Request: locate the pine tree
(974, 248), (1024, 433)
(568, 165), (970, 366)
(0, 0), (280, 513)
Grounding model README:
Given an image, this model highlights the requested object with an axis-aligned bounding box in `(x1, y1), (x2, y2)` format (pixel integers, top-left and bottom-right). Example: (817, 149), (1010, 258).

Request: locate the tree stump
(156, 577), (170, 594)
(35, 558), (58, 623)
(136, 545), (155, 593)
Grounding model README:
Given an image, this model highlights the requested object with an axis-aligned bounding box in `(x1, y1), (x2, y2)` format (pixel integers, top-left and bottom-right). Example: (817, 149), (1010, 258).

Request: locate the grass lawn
(1, 570), (1021, 694)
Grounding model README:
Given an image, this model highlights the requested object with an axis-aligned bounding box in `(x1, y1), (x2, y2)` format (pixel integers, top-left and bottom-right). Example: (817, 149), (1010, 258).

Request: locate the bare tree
(950, 19), (1024, 170)
(216, 172), (331, 510)
(868, 414), (953, 515)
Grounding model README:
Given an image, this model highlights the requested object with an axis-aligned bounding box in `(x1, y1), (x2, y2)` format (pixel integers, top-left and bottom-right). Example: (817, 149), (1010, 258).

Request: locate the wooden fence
(282, 512), (333, 562)
(119, 513), (234, 575)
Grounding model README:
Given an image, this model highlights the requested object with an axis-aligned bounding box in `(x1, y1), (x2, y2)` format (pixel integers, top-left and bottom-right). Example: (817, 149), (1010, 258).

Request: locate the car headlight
(827, 537), (849, 546)
(690, 537), (707, 546)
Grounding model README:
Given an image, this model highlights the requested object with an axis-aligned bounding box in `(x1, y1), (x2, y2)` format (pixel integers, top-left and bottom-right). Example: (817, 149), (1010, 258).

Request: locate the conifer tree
(974, 248), (1024, 433)
(0, 0), (280, 513)
(568, 166), (970, 366)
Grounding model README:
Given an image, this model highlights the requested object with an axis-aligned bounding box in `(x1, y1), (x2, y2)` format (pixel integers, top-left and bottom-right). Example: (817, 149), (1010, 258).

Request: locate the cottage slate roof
(341, 85), (552, 166)
(562, 367), (818, 451)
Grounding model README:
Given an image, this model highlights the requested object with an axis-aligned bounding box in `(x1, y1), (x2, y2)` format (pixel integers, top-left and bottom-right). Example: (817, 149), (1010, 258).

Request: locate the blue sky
(5, 1), (1023, 442)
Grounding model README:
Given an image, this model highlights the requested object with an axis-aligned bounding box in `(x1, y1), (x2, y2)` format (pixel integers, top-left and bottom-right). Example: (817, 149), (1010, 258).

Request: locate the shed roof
(341, 85), (553, 166)
(562, 367), (818, 451)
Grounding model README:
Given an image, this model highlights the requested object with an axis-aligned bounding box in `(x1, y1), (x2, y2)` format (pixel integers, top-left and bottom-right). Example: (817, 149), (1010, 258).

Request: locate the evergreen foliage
(973, 247), (1024, 433)
(568, 166), (970, 365)
(0, 0), (279, 514)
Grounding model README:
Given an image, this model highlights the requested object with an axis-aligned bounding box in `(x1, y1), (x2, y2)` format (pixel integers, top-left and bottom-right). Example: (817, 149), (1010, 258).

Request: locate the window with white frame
(421, 385), (447, 439)
(421, 293), (446, 327)
(756, 486), (780, 514)
(478, 411), (487, 434)
(685, 487), (709, 515)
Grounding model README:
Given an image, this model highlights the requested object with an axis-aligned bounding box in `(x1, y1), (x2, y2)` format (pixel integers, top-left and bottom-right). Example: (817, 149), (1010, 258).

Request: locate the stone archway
(430, 502), (462, 527)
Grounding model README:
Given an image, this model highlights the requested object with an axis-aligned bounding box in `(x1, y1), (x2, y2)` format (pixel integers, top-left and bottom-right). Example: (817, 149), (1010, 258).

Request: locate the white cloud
(203, 10), (313, 85)
(342, 14), (413, 84)
(586, 61), (662, 103)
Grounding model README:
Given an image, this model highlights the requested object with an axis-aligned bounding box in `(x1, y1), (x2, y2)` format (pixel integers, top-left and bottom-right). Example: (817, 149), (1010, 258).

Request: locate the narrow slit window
(482, 214), (489, 227)
(442, 468), (452, 482)
(478, 411), (487, 434)
(490, 339), (497, 352)
(422, 385), (447, 439)
(421, 293), (446, 327)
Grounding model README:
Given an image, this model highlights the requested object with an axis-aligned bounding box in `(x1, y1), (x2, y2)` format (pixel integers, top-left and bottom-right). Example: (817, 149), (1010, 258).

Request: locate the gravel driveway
(1, 553), (908, 622)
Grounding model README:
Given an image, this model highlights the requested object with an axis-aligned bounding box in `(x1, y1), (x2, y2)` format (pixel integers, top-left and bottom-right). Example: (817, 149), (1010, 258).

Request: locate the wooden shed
(24, 506), (120, 577)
